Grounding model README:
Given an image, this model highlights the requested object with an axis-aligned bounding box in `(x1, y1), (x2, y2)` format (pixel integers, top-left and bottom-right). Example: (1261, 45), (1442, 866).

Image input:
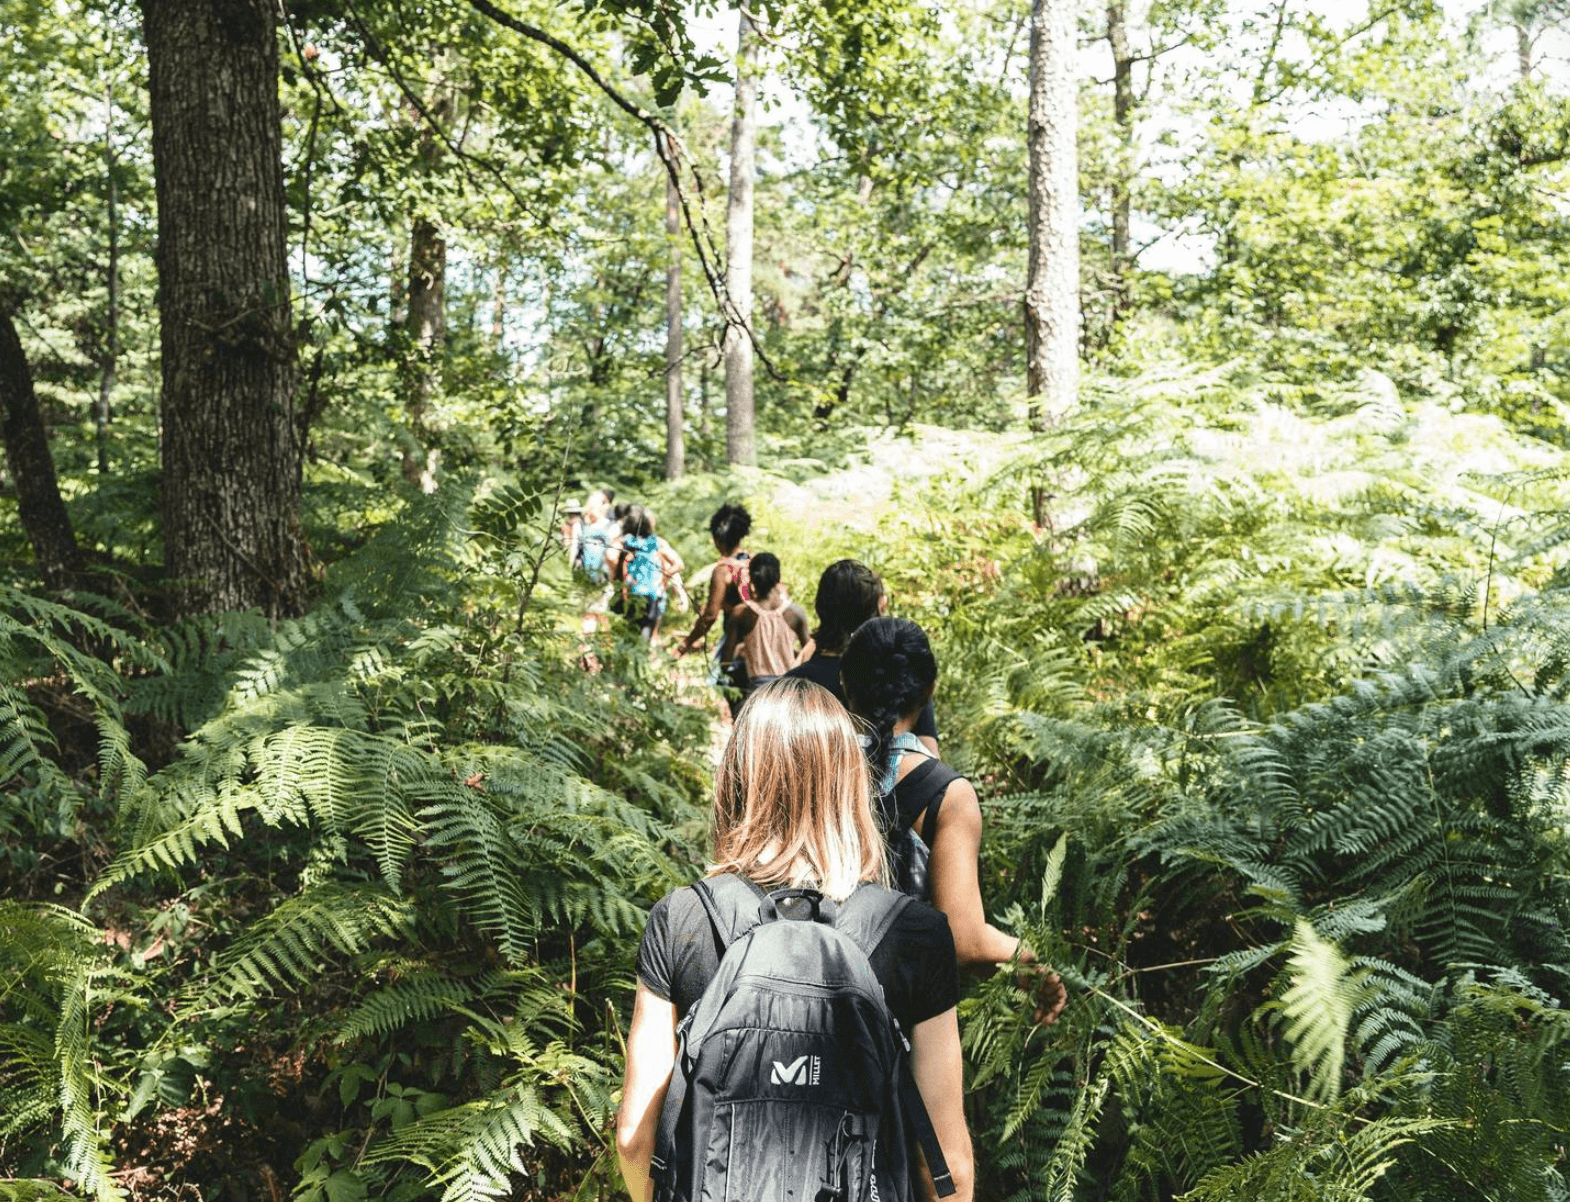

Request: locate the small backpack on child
(578, 521), (613, 583)
(650, 875), (955, 1202)
(622, 533), (664, 600)
(720, 551), (753, 601)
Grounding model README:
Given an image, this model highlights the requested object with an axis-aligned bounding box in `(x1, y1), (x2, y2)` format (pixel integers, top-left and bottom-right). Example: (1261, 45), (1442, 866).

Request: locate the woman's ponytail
(840, 618), (938, 794)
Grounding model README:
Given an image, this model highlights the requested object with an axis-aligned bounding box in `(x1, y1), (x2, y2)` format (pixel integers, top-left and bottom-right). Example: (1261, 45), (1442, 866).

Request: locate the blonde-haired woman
(616, 678), (974, 1202)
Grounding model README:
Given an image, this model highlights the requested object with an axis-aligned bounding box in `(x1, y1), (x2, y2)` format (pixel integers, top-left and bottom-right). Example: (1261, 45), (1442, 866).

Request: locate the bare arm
(727, 603), (757, 643)
(674, 561), (731, 656)
(785, 603), (811, 648)
(659, 540), (685, 580)
(616, 984), (678, 1202)
(926, 783), (1066, 1021)
(910, 1008), (974, 1202)
(927, 781), (1022, 968)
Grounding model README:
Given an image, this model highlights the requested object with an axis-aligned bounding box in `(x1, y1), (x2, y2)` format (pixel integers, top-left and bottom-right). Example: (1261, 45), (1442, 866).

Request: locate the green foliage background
(6, 366), (1570, 1200)
(3, 0), (1570, 1198)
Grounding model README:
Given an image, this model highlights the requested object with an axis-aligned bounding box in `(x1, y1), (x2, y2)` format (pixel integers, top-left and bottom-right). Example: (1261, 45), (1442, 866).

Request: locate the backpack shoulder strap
(833, 884), (913, 961)
(892, 757), (963, 836)
(900, 1059), (957, 1196)
(832, 885), (958, 1200)
(652, 873), (767, 1202)
(691, 873), (766, 953)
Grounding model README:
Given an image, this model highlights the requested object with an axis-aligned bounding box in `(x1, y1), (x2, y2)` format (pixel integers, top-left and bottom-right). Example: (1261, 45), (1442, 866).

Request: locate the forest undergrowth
(4, 362), (1570, 1202)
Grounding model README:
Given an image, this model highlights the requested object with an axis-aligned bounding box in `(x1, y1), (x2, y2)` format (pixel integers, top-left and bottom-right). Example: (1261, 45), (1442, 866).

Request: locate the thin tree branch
(344, 0), (555, 232)
(464, 0), (783, 379)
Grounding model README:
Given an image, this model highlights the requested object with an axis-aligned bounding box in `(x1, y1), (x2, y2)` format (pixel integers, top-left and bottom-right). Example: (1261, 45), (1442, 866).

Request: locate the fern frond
(1268, 920), (1364, 1103)
(364, 1082), (577, 1202)
(190, 882), (417, 1007)
(336, 970), (496, 1044)
(0, 1183), (78, 1201)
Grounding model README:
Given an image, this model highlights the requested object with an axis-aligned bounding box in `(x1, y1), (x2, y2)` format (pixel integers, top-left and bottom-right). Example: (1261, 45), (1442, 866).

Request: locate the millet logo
(770, 1054), (822, 1086)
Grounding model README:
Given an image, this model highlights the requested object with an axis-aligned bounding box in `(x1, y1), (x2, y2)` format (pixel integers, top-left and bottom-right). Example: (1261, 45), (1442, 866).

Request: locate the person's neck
(891, 711), (921, 737)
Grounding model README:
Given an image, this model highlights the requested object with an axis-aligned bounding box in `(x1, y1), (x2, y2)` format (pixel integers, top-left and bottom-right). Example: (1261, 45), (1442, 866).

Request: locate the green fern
(1268, 920), (1365, 1103)
(363, 1082), (578, 1202)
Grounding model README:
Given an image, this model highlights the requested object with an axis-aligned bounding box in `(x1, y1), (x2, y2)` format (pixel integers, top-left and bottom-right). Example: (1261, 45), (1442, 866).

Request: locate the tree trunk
(1024, 0), (1080, 432)
(699, 352), (711, 467)
(1107, 0), (1134, 327)
(490, 266), (506, 349)
(98, 76), (118, 477)
(0, 308), (82, 590)
(402, 90), (451, 494)
(403, 213), (446, 491)
(1516, 21), (1532, 80)
(724, 6), (758, 466)
(142, 0), (302, 618)
(664, 134), (685, 481)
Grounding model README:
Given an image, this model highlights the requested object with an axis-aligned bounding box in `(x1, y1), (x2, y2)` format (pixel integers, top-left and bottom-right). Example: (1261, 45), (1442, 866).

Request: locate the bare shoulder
(939, 777), (982, 827)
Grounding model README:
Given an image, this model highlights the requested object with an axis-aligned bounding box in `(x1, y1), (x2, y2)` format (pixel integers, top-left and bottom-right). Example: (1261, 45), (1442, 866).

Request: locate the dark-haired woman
(672, 503), (754, 717)
(783, 559), (939, 755)
(842, 618), (1066, 1021)
(727, 552), (809, 696)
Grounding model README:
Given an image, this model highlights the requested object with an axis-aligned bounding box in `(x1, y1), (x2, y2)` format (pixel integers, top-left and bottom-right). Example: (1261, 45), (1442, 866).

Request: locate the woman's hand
(1014, 963), (1067, 1026)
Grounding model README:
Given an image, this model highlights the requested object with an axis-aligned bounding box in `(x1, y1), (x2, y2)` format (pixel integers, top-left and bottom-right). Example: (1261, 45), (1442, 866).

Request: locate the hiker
(841, 618), (1066, 1022)
(617, 677), (974, 1202)
(611, 506), (685, 643)
(727, 552), (809, 695)
(784, 559), (939, 755)
(576, 489), (618, 584)
(560, 497), (585, 562)
(671, 503), (754, 717)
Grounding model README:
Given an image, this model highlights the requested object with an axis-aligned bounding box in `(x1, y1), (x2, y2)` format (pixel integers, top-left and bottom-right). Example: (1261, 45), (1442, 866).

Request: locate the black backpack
(883, 756), (963, 902)
(650, 875), (956, 1202)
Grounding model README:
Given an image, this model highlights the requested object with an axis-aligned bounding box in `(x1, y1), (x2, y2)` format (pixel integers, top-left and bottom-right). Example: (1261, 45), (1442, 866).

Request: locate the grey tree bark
(402, 213), (446, 491)
(724, 6), (758, 466)
(1024, 0), (1081, 431)
(98, 75), (118, 477)
(0, 308), (82, 590)
(142, 0), (303, 618)
(402, 90), (452, 493)
(1107, 0), (1134, 327)
(664, 133), (685, 480)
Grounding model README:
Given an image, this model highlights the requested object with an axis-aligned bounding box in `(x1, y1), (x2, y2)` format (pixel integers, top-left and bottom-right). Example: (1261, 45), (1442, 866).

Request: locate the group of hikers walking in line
(563, 493), (1066, 1202)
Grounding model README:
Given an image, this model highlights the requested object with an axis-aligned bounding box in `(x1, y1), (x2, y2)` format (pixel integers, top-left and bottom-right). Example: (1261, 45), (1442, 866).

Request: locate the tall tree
(724, 6), (759, 466)
(664, 132), (685, 480)
(141, 0), (303, 617)
(0, 307), (81, 590)
(97, 68), (120, 476)
(403, 87), (452, 494)
(1024, 0), (1080, 430)
(1489, 0), (1570, 79)
(1106, 0), (1135, 326)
